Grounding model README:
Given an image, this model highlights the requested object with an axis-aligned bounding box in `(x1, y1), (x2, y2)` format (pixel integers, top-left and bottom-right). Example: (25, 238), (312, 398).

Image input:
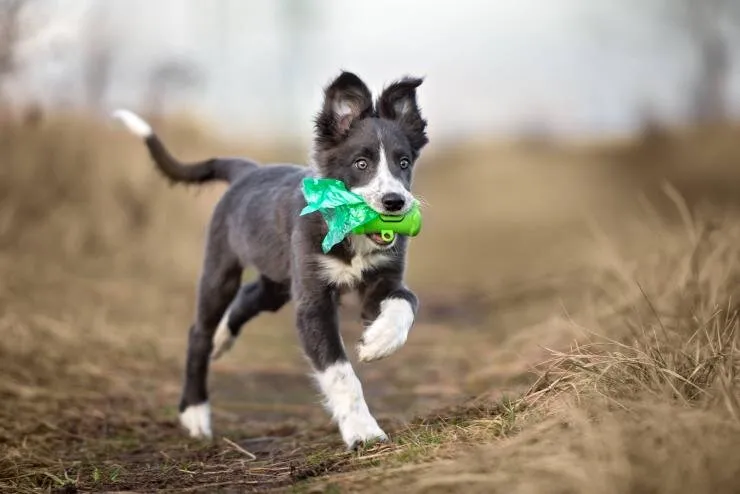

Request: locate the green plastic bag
(300, 177), (381, 253)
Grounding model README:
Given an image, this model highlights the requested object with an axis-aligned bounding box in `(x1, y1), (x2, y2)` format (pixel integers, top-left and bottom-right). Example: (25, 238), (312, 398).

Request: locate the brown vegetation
(1, 113), (740, 492)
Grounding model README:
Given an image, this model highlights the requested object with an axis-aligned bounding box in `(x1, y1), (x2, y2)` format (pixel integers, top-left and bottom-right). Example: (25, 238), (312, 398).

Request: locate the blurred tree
(589, 0), (740, 126)
(146, 58), (204, 117)
(517, 119), (556, 150)
(81, 3), (117, 113)
(640, 0), (739, 124)
(0, 0), (29, 99)
(276, 0), (317, 138)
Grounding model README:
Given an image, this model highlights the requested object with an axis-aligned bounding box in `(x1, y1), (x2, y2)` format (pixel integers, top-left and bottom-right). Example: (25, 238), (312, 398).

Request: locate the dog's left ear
(377, 77), (429, 154)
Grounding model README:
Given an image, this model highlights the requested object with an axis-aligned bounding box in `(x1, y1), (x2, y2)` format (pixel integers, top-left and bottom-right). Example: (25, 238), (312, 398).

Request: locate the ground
(1, 116), (740, 493)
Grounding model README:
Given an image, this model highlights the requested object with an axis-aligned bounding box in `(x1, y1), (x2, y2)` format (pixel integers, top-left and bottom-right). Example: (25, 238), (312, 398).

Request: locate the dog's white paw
(357, 298), (414, 362)
(211, 312), (235, 361)
(179, 402), (212, 438)
(338, 411), (388, 450)
(314, 361), (388, 449)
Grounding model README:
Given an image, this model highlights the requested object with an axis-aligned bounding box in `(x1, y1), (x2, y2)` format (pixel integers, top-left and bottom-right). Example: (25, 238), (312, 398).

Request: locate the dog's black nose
(381, 193), (406, 212)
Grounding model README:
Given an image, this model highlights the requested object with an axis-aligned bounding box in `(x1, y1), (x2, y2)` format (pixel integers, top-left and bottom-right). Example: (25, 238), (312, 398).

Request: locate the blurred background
(7, 0), (740, 140)
(3, 0), (740, 491)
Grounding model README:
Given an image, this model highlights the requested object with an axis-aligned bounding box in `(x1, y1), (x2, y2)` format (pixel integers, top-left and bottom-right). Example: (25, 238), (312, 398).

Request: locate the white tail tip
(112, 109), (152, 138)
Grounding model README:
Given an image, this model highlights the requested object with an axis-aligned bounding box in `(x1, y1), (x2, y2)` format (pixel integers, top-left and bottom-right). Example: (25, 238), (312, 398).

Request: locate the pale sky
(10, 0), (740, 143)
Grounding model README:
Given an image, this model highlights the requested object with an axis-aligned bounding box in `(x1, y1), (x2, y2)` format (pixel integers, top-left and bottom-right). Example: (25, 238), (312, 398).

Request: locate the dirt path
(1, 261), (578, 493)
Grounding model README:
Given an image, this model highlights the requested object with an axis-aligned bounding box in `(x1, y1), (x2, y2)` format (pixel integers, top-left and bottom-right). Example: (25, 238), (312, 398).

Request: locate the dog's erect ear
(377, 77), (428, 153)
(314, 72), (374, 147)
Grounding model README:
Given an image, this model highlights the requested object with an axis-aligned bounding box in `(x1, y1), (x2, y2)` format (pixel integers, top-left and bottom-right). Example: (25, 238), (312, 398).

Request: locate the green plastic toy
(300, 177), (423, 253)
(352, 206), (422, 241)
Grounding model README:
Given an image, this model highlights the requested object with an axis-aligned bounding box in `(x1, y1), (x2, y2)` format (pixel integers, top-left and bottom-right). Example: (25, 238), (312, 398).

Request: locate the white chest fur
(316, 237), (392, 287)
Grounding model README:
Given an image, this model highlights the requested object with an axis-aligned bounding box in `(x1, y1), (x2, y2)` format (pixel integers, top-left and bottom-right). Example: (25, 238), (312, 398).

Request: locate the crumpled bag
(300, 177), (380, 253)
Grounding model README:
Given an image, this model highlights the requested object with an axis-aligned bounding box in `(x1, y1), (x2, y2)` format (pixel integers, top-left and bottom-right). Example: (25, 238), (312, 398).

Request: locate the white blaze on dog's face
(350, 135), (415, 215)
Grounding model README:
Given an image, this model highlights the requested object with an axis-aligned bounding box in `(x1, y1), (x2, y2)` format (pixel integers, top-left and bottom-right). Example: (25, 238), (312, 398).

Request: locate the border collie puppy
(113, 71), (428, 449)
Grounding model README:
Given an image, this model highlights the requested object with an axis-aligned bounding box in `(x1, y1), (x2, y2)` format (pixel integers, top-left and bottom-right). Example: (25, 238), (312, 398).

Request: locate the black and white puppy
(112, 71), (428, 449)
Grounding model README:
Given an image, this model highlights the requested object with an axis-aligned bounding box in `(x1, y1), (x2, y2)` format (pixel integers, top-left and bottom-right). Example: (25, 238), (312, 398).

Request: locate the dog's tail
(112, 109), (256, 184)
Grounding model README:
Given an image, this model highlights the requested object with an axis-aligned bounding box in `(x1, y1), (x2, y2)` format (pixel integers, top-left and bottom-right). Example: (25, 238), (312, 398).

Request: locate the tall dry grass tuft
(534, 302), (739, 410)
(406, 402), (740, 494)
(532, 200), (740, 410)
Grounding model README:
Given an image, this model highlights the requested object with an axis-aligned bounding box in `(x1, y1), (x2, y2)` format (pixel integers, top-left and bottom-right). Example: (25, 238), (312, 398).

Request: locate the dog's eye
(354, 159), (368, 170)
(399, 158), (411, 169)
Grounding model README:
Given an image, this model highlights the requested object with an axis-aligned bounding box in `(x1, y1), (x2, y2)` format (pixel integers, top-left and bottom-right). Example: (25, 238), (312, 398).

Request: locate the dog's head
(312, 72), (428, 217)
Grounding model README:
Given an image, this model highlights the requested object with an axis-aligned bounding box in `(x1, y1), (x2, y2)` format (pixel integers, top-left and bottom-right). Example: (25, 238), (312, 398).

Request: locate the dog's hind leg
(211, 275), (291, 360)
(179, 217), (242, 438)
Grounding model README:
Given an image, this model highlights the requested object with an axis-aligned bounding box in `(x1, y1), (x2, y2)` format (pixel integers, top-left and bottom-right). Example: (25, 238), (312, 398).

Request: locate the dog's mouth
(367, 233), (394, 247)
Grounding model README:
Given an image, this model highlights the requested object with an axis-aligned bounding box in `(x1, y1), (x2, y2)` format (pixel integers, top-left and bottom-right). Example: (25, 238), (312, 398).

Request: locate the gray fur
(114, 71), (428, 447)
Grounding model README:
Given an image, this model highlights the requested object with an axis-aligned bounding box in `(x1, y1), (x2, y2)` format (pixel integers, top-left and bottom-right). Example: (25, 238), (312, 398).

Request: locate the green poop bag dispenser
(300, 177), (423, 253)
(351, 206), (422, 242)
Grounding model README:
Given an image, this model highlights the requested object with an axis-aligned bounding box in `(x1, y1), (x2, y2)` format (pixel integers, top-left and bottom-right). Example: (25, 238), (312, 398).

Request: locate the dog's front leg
(357, 269), (418, 363)
(294, 283), (387, 449)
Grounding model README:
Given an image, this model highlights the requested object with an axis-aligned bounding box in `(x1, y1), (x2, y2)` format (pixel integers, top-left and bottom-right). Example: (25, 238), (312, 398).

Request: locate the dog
(112, 71), (428, 449)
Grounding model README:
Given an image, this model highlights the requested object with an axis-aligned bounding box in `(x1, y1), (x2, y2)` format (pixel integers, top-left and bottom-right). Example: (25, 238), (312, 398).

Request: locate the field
(1, 114), (740, 493)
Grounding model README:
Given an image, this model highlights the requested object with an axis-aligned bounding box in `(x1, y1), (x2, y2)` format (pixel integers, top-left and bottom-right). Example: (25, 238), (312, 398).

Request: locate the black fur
(359, 265), (419, 325)
(376, 77), (429, 156)
(145, 134), (256, 184)
(226, 276), (290, 337)
(314, 71), (375, 150)
(117, 71), (429, 446)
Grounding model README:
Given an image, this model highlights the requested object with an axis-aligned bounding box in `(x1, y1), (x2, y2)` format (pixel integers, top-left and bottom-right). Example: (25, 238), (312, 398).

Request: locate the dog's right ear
(314, 72), (373, 147)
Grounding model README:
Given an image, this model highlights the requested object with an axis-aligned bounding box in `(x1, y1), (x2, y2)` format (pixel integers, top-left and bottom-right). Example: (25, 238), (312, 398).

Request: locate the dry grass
(325, 204), (740, 493)
(2, 113), (740, 492)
